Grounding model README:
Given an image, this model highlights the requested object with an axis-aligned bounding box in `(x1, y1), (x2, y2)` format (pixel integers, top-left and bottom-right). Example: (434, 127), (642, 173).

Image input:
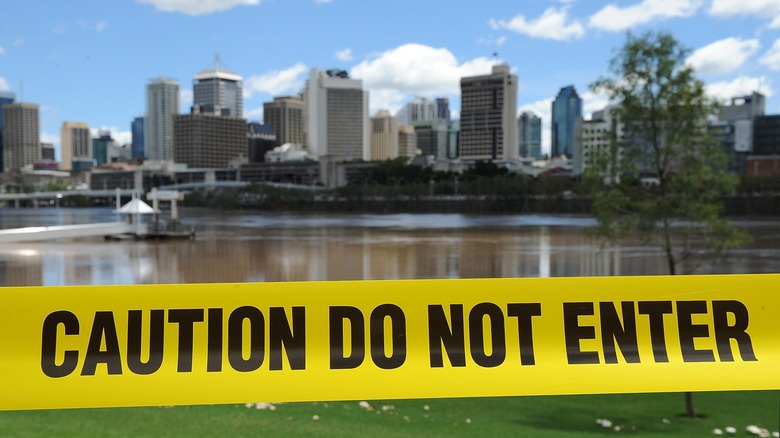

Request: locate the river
(0, 208), (778, 286)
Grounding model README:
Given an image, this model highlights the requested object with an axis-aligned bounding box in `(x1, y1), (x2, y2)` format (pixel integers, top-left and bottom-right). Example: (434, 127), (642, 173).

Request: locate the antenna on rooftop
(492, 52), (499, 65)
(215, 53), (221, 72)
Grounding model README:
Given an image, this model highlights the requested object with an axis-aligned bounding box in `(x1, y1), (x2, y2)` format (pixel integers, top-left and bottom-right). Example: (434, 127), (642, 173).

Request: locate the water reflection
(0, 209), (777, 287)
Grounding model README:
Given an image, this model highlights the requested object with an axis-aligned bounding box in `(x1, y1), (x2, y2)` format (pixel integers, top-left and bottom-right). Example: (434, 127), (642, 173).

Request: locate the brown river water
(0, 208), (778, 286)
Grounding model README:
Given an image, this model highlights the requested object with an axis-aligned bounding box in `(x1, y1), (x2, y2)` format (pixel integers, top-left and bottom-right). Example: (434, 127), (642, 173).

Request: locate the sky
(1, 0), (779, 158)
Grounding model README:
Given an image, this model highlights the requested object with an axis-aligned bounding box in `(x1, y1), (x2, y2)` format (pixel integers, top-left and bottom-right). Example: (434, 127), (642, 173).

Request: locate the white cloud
(582, 90), (611, 119)
(314, 0), (332, 3)
(244, 63), (308, 98)
(179, 89), (193, 111)
(0, 45), (5, 55)
(519, 98), (553, 155)
(245, 106), (264, 122)
(706, 76), (773, 101)
(0, 76), (10, 91)
(710, 0), (780, 19)
(368, 89), (407, 115)
(12, 38), (24, 46)
(490, 7), (585, 41)
(759, 39), (780, 71)
(335, 48), (353, 62)
(771, 16), (780, 28)
(686, 37), (760, 74)
(89, 127), (133, 146)
(136, 0), (260, 15)
(96, 21), (108, 32)
(351, 43), (493, 96)
(589, 0), (701, 32)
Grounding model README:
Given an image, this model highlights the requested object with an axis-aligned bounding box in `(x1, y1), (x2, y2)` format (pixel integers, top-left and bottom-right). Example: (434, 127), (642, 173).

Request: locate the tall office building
(459, 64), (518, 160)
(2, 102), (40, 171)
(551, 85), (582, 158)
(398, 125), (417, 159)
(263, 95), (304, 146)
(370, 110), (399, 160)
(436, 97), (451, 122)
(92, 130), (114, 166)
(60, 121), (91, 171)
(145, 77), (180, 161)
(305, 68), (369, 160)
(173, 113), (247, 168)
(396, 96), (438, 126)
(518, 111), (542, 159)
(131, 116), (145, 159)
(0, 92), (15, 171)
(193, 57), (243, 117)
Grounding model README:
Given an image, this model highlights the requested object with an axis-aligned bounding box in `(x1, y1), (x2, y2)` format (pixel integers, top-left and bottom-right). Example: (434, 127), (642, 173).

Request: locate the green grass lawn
(0, 392), (777, 437)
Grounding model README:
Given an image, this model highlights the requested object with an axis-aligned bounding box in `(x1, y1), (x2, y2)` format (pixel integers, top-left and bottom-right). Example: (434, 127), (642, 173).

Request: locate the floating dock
(0, 222), (139, 244)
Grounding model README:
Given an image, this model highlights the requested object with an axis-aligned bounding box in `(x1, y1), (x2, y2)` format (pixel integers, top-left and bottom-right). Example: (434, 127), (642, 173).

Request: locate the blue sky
(1, 0), (779, 157)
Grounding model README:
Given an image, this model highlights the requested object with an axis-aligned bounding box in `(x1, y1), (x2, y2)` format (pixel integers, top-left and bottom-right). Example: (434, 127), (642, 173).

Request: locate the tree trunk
(685, 391), (696, 418)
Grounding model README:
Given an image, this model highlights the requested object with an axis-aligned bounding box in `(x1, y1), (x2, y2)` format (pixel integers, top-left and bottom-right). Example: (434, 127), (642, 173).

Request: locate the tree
(587, 31), (750, 418)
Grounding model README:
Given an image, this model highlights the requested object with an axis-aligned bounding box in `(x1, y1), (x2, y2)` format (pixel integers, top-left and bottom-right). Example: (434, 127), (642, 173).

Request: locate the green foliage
(587, 31), (750, 277)
(0, 392), (777, 437)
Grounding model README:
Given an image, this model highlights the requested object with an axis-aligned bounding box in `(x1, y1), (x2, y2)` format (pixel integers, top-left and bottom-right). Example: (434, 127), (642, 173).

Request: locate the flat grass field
(0, 392), (778, 437)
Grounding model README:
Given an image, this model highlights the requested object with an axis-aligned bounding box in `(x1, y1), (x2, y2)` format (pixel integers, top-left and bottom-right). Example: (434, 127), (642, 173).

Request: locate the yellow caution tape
(1, 274), (778, 410)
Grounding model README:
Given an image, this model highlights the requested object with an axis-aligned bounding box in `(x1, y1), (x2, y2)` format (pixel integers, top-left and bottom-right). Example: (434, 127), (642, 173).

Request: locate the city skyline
(1, 0), (779, 159)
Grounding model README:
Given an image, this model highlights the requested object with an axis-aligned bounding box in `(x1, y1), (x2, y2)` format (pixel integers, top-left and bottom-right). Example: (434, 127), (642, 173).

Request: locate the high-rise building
(92, 130), (114, 166)
(414, 120), (449, 159)
(173, 113), (247, 168)
(263, 95), (304, 147)
(247, 122), (277, 163)
(573, 107), (622, 176)
(551, 85), (582, 158)
(436, 97), (451, 122)
(193, 57), (243, 117)
(518, 111), (542, 159)
(40, 143), (56, 161)
(131, 116), (145, 159)
(753, 115), (780, 156)
(719, 92), (765, 122)
(2, 102), (40, 171)
(145, 77), (180, 161)
(396, 96), (438, 126)
(0, 91), (15, 171)
(305, 68), (369, 161)
(370, 110), (399, 160)
(459, 64), (518, 160)
(60, 121), (91, 171)
(398, 125), (417, 159)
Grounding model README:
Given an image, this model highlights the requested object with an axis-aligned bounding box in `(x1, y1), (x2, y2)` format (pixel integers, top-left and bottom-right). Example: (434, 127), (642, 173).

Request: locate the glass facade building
(551, 85), (582, 158)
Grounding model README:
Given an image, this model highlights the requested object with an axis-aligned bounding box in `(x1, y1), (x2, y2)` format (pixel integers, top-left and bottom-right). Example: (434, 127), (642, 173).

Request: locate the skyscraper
(2, 102), (40, 172)
(436, 97), (451, 122)
(193, 57), (243, 117)
(173, 113), (247, 168)
(131, 116), (145, 159)
(551, 85), (582, 158)
(263, 95), (304, 146)
(92, 130), (114, 166)
(370, 110), (399, 160)
(145, 77), (179, 161)
(0, 91), (16, 171)
(518, 111), (542, 159)
(396, 96), (438, 126)
(305, 68), (369, 161)
(459, 64), (518, 160)
(60, 121), (91, 171)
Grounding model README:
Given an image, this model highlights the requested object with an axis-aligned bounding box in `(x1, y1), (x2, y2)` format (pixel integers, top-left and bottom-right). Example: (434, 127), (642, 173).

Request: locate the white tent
(115, 198), (158, 214)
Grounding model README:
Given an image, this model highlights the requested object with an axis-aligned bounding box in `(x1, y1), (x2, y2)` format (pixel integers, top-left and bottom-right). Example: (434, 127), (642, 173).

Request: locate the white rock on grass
(713, 429), (723, 435)
(771, 431), (779, 438)
(725, 426), (737, 434)
(312, 415), (320, 421)
(748, 425), (762, 435)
